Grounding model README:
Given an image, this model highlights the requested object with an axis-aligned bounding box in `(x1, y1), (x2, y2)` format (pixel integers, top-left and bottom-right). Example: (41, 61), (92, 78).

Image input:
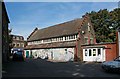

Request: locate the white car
(101, 56), (120, 73)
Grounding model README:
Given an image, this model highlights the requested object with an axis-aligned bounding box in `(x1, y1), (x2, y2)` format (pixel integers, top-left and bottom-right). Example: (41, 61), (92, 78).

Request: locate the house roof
(11, 34), (24, 38)
(25, 41), (76, 49)
(27, 17), (89, 41)
(10, 34), (24, 40)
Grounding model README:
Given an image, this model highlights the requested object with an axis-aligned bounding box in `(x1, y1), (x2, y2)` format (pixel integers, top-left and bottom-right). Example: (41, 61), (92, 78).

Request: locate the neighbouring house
(10, 34), (26, 49)
(2, 2), (10, 62)
(25, 15), (96, 61)
(82, 42), (117, 62)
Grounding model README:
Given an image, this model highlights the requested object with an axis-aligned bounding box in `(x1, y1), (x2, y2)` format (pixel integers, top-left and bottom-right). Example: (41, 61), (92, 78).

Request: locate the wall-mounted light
(82, 31), (85, 34)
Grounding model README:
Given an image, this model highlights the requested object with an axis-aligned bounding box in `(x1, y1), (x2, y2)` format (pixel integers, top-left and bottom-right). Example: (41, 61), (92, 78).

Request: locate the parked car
(101, 56), (120, 73)
(12, 48), (24, 61)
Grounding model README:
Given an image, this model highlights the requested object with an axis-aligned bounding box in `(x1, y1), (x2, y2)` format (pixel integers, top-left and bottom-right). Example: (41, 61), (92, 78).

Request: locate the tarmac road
(2, 59), (120, 77)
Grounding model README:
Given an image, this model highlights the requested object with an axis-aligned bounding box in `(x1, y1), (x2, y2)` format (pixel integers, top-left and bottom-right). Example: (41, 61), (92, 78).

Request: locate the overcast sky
(5, 2), (118, 40)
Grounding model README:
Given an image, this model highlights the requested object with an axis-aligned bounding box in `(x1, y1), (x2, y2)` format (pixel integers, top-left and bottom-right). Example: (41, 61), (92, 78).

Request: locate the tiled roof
(11, 34), (24, 37)
(25, 41), (76, 49)
(11, 34), (24, 40)
(27, 18), (85, 41)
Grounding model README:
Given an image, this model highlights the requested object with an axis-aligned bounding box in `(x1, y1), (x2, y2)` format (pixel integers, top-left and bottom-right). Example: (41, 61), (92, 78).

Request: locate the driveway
(2, 59), (120, 77)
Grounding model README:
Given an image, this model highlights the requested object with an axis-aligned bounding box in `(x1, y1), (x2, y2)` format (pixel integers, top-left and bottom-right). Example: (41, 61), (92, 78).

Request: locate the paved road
(2, 59), (120, 77)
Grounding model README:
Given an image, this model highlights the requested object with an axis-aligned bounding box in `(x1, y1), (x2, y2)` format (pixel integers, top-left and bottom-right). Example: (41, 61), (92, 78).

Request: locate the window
(85, 37), (88, 44)
(68, 36), (70, 40)
(67, 36), (68, 40)
(13, 43), (16, 47)
(21, 43), (24, 47)
(13, 36), (15, 39)
(98, 49), (101, 56)
(88, 23), (90, 31)
(65, 36), (68, 40)
(38, 41), (40, 44)
(51, 38), (53, 42)
(61, 37), (63, 40)
(85, 49), (88, 56)
(17, 43), (20, 47)
(74, 35), (76, 39)
(93, 49), (96, 56)
(59, 38), (60, 41)
(89, 49), (92, 56)
(65, 37), (67, 40)
(65, 35), (76, 40)
(75, 35), (78, 38)
(16, 37), (19, 40)
(73, 35), (75, 39)
(90, 38), (93, 44)
(70, 36), (72, 39)
(71, 35), (73, 39)
(60, 37), (61, 41)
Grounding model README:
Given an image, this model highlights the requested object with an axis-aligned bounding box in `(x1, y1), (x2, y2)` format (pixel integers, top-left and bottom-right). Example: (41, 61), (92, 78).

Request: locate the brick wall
(105, 43), (117, 61)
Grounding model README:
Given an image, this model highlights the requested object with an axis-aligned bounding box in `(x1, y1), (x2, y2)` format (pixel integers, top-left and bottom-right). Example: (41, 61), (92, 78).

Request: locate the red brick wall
(81, 43), (117, 61)
(105, 43), (117, 61)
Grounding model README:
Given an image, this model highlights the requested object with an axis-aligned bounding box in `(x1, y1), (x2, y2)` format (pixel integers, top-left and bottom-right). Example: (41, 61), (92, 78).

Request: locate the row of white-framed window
(13, 36), (23, 40)
(13, 42), (24, 47)
(28, 34), (78, 45)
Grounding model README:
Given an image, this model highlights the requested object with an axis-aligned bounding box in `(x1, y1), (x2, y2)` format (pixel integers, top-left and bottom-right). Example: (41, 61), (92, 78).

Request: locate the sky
(4, 2), (118, 40)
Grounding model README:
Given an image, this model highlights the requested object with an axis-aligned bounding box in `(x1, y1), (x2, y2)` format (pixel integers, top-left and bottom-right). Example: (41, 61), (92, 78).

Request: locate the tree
(86, 8), (120, 43)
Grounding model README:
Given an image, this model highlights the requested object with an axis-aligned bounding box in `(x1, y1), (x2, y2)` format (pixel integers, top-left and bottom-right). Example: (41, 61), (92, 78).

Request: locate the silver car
(101, 56), (120, 73)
